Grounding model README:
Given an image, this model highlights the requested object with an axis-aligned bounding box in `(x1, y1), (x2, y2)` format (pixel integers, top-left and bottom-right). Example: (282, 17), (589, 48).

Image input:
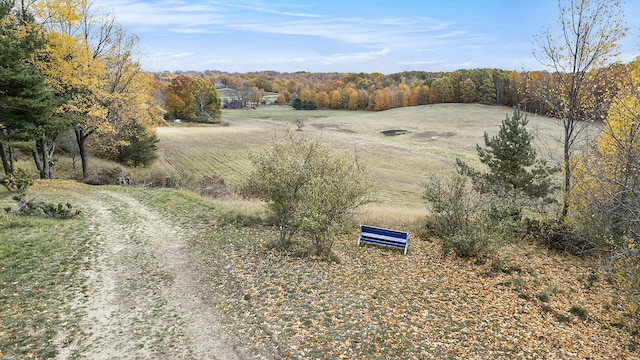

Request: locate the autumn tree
(250, 86), (265, 107)
(571, 59), (640, 327)
(315, 91), (329, 108)
(574, 59), (640, 242)
(5, 0), (94, 180)
(191, 78), (221, 121)
(96, 30), (163, 166)
(533, 0), (626, 218)
(165, 75), (195, 120)
(164, 75), (221, 122)
(475, 69), (496, 105)
(460, 78), (477, 103)
(29, 0), (163, 178)
(26, 0), (114, 179)
(373, 88), (391, 111)
(329, 89), (342, 109)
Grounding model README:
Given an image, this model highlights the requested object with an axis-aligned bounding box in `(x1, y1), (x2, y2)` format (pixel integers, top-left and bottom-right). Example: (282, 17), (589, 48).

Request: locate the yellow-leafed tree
(574, 59), (640, 242)
(574, 57), (640, 337)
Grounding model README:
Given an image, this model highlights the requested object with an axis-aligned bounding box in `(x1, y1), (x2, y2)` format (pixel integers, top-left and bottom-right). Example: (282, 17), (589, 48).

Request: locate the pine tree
(0, 2), (64, 177)
(116, 120), (159, 167)
(457, 107), (559, 217)
(291, 97), (303, 110)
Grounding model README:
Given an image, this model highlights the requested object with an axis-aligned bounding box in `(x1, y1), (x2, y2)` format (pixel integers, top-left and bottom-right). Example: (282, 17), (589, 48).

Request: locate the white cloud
(324, 49), (391, 64)
(165, 52), (196, 59)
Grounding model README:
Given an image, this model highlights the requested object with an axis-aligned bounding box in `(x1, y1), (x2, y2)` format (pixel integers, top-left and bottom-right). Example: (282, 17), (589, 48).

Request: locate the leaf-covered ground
(192, 224), (637, 359)
(2, 184), (637, 359)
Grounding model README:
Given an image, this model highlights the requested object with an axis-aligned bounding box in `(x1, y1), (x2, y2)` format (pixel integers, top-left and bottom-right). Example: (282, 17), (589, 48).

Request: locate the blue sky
(93, 0), (640, 74)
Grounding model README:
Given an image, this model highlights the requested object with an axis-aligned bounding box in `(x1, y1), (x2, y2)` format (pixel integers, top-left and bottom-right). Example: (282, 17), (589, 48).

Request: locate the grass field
(157, 104), (567, 208)
(5, 104), (634, 359)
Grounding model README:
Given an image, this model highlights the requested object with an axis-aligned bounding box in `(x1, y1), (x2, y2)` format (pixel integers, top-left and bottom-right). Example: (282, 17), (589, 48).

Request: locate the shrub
(244, 129), (374, 258)
(523, 218), (596, 254)
(0, 169), (33, 193)
(8, 194), (81, 219)
(422, 173), (478, 237)
(84, 167), (130, 186)
(128, 168), (179, 188)
(423, 173), (497, 258)
(187, 175), (232, 198)
(441, 228), (495, 258)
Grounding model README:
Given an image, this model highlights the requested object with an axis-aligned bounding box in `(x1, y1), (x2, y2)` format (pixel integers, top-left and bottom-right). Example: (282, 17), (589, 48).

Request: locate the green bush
(423, 173), (478, 238)
(441, 228), (496, 258)
(423, 173), (498, 258)
(0, 169), (33, 193)
(8, 194), (81, 219)
(244, 129), (374, 259)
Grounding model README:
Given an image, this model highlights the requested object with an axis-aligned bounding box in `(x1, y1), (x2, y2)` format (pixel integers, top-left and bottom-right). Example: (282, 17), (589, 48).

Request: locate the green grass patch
(0, 213), (90, 359)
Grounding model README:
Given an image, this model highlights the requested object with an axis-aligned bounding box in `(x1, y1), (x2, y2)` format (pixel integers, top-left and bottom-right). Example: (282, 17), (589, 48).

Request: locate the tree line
(155, 66), (619, 117)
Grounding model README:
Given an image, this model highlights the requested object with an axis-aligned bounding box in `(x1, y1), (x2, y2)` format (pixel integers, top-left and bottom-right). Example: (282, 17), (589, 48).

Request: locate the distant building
(217, 88), (239, 103)
(262, 92), (279, 104)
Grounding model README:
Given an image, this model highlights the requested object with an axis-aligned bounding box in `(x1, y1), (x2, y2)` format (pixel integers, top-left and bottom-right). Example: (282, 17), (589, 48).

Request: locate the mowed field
(157, 103), (567, 208)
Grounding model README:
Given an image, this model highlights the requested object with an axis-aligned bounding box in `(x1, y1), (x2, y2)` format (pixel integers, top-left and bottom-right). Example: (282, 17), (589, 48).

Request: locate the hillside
(156, 103), (570, 207)
(0, 181), (637, 359)
(3, 104), (634, 359)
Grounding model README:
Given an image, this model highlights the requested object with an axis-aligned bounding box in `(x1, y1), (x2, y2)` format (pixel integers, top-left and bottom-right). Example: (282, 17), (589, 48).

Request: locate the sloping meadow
(135, 187), (636, 359)
(157, 104), (569, 207)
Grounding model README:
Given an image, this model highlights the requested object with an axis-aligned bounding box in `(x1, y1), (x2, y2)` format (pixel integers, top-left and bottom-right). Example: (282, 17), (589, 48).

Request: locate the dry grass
(157, 104), (569, 207)
(356, 203), (428, 234)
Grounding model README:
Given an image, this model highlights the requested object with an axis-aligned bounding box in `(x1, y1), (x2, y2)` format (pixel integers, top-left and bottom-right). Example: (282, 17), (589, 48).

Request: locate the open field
(157, 104), (569, 207)
(4, 104), (633, 359)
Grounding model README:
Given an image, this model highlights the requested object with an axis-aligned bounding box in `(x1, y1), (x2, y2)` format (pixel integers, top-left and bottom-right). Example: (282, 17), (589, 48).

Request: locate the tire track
(64, 190), (243, 359)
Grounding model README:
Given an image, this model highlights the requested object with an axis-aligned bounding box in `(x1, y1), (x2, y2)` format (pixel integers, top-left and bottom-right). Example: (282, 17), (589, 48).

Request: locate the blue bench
(358, 225), (410, 255)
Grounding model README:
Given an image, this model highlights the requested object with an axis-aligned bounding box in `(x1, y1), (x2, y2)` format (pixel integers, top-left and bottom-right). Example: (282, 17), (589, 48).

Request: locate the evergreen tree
(0, 2), (64, 178)
(457, 107), (559, 217)
(291, 97), (303, 110)
(116, 120), (159, 167)
(302, 99), (318, 110)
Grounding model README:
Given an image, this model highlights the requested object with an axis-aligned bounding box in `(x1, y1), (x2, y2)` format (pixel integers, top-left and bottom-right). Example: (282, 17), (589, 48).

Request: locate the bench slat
(359, 237), (407, 249)
(361, 232), (407, 243)
(358, 225), (409, 255)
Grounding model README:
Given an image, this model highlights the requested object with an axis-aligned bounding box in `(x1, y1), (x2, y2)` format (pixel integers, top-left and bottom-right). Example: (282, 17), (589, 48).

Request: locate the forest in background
(156, 65), (622, 117)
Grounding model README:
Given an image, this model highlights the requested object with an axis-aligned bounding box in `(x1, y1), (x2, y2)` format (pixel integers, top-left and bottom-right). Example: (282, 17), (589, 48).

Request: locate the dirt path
(59, 190), (245, 359)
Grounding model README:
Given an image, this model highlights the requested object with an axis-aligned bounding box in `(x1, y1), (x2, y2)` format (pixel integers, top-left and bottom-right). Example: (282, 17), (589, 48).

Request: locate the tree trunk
(0, 142), (11, 175)
(33, 135), (55, 179)
(32, 142), (44, 179)
(75, 127), (90, 180)
(45, 139), (55, 179)
(561, 118), (573, 220)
